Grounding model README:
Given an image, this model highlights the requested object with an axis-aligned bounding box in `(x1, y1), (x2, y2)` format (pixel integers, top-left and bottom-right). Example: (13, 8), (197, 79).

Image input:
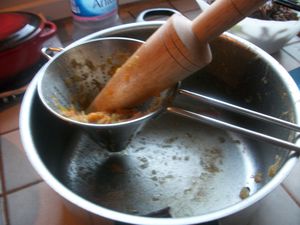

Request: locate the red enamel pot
(0, 12), (57, 86)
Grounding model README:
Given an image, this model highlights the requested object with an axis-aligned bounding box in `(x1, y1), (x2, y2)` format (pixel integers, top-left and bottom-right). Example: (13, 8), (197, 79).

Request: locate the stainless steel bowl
(20, 21), (300, 225)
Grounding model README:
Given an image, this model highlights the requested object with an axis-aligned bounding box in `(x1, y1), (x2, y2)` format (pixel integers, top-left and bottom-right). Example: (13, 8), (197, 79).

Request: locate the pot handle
(39, 21), (57, 40)
(136, 8), (181, 22)
(41, 47), (63, 60)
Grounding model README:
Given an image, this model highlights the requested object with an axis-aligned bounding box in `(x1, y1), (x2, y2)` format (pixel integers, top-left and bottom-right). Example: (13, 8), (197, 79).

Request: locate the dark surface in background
(0, 58), (47, 110)
(0, 57), (47, 92)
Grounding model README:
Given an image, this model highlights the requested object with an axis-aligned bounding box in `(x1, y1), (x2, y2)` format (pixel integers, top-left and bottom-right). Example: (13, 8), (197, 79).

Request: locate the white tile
(271, 50), (300, 72)
(119, 0), (140, 5)
(286, 36), (300, 45)
(248, 185), (300, 225)
(1, 130), (41, 191)
(282, 158), (300, 206)
(7, 182), (91, 225)
(283, 42), (300, 63)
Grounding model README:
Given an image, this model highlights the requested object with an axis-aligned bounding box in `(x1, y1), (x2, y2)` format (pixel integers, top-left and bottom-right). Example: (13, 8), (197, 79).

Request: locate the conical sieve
(38, 37), (175, 152)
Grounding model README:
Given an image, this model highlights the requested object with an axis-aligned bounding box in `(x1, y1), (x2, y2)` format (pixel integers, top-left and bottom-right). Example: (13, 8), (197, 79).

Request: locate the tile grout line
(168, 0), (200, 12)
(127, 10), (137, 19)
(0, 139), (10, 225)
(168, 0), (179, 9)
(5, 180), (44, 195)
(282, 48), (300, 64)
(88, 213), (95, 225)
(0, 128), (20, 137)
(281, 183), (300, 208)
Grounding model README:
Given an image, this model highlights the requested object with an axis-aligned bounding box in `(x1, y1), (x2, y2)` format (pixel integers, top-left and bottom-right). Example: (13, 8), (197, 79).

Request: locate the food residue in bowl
(239, 186), (250, 199)
(268, 155), (282, 177)
(253, 172), (263, 183)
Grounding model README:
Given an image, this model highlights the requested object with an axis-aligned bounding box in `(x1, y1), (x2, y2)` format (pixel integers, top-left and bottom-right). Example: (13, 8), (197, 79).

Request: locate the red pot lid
(0, 12), (42, 51)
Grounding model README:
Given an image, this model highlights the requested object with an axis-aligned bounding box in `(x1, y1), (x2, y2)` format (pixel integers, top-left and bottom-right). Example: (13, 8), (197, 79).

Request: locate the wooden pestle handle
(89, 0), (266, 112)
(191, 0), (265, 43)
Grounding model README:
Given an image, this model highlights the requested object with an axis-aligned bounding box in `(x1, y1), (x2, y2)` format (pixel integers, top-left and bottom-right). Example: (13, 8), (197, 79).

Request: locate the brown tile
(7, 182), (91, 225)
(54, 17), (74, 46)
(90, 214), (114, 225)
(0, 104), (20, 135)
(119, 10), (136, 24)
(1, 130), (41, 192)
(0, 162), (2, 195)
(169, 0), (200, 12)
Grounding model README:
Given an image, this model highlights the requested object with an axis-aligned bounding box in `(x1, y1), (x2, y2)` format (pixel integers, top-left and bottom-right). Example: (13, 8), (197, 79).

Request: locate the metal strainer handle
(167, 89), (300, 153)
(41, 47), (64, 59)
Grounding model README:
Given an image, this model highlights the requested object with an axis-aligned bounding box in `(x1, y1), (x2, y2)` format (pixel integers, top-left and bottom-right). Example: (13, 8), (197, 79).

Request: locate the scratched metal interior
(28, 25), (296, 218)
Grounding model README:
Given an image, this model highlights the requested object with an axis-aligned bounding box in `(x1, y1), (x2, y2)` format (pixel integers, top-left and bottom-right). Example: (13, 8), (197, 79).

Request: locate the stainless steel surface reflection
(20, 22), (300, 225)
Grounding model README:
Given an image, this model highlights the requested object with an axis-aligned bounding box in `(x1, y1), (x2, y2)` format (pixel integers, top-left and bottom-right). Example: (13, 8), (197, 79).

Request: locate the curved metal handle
(167, 106), (300, 153)
(136, 8), (181, 22)
(178, 89), (300, 131)
(167, 89), (300, 153)
(41, 47), (64, 60)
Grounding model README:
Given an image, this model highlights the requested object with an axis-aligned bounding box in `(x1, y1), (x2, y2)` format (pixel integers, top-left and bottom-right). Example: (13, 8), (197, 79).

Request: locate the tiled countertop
(1, 0), (300, 225)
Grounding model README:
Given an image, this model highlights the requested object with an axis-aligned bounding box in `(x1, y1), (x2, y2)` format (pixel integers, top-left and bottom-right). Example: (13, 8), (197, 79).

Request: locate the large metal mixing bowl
(20, 21), (300, 225)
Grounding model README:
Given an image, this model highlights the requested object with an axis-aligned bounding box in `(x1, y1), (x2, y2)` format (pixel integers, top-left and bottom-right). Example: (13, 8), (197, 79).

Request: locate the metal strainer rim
(37, 37), (166, 128)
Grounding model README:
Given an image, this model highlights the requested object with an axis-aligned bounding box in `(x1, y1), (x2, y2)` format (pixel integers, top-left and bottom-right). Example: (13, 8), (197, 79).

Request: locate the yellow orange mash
(61, 106), (142, 124)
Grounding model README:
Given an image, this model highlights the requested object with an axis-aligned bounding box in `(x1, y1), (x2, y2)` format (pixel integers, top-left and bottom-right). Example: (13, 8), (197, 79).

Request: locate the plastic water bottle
(70, 0), (120, 39)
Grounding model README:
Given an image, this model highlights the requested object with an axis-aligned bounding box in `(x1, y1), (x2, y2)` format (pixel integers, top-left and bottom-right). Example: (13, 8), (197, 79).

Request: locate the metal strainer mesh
(37, 37), (172, 152)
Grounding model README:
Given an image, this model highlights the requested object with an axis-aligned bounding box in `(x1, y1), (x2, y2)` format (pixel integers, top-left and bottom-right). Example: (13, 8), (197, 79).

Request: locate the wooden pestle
(89, 0), (265, 112)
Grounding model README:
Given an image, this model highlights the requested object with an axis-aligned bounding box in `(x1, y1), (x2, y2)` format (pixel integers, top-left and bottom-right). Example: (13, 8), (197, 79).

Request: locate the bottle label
(71, 0), (118, 20)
